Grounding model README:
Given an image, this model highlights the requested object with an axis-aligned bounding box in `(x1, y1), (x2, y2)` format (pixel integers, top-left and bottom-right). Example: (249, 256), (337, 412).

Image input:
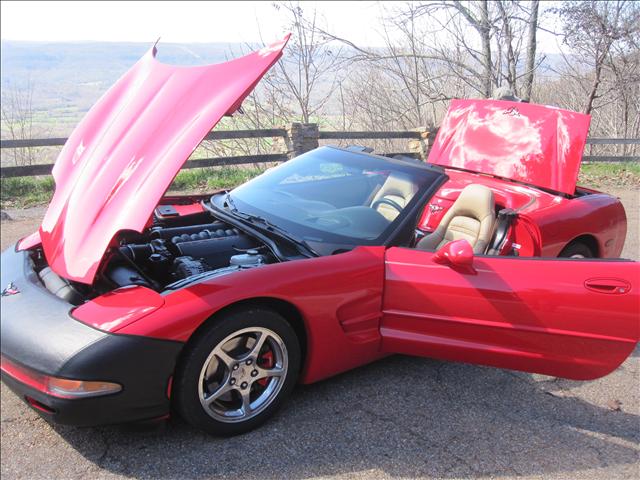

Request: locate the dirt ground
(1, 187), (638, 480)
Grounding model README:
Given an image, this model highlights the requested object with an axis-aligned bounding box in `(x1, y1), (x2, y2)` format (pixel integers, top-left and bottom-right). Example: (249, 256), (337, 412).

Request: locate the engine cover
(172, 233), (256, 270)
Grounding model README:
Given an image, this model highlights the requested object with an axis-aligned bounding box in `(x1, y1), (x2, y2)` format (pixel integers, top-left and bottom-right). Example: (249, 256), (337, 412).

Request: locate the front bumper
(1, 245), (184, 426)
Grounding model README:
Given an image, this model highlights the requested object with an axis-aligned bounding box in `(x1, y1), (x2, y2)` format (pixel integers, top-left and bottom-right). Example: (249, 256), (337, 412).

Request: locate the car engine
(26, 204), (277, 304)
(103, 211), (273, 291)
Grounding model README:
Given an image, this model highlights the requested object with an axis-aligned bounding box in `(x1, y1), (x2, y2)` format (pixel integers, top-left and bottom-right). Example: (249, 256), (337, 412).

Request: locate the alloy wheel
(197, 327), (288, 423)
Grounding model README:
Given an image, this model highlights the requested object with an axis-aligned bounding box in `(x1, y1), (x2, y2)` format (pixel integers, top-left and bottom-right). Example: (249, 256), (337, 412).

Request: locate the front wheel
(173, 307), (301, 436)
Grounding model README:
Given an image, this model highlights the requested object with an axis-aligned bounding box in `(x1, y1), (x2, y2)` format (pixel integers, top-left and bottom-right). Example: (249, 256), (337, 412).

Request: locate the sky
(1, 1), (563, 52)
(0, 1), (388, 46)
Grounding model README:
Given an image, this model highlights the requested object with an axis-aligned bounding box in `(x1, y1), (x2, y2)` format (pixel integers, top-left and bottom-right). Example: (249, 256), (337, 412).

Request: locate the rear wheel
(173, 307), (301, 436)
(559, 242), (594, 259)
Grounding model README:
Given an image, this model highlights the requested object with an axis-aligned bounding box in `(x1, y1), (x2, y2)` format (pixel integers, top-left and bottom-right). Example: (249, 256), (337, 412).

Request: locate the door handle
(584, 278), (631, 295)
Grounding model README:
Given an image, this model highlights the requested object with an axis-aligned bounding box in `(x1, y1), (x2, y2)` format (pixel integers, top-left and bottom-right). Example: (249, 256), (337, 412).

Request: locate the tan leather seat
(371, 173), (418, 221)
(417, 184), (495, 254)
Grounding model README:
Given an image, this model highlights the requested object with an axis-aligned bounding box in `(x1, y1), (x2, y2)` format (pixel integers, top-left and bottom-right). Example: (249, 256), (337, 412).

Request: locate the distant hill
(1, 40), (257, 134)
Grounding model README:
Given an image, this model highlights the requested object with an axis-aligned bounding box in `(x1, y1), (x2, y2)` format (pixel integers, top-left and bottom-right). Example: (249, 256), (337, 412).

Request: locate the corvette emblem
(1, 282), (20, 296)
(503, 106), (521, 117)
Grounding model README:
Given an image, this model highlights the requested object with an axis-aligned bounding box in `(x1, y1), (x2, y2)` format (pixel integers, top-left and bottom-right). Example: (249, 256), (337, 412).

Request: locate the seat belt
(486, 208), (518, 255)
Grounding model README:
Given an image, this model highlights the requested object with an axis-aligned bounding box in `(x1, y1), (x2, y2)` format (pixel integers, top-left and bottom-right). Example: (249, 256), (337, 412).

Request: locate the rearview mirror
(433, 240), (474, 270)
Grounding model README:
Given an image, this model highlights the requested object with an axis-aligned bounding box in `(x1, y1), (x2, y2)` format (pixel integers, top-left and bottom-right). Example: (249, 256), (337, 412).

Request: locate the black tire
(559, 242), (594, 259)
(173, 307), (301, 436)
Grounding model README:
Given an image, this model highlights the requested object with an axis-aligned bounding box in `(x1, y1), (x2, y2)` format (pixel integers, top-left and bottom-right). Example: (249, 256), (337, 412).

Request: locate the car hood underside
(39, 36), (289, 284)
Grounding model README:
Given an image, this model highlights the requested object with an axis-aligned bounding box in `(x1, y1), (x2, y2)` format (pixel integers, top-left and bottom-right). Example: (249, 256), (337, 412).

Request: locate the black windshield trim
(325, 145), (445, 173)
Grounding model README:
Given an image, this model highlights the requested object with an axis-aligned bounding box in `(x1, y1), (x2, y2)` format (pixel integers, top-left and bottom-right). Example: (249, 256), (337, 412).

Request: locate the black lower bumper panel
(1, 244), (184, 426)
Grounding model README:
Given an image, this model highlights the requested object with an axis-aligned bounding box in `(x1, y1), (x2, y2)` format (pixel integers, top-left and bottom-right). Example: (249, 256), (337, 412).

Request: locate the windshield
(225, 146), (443, 250)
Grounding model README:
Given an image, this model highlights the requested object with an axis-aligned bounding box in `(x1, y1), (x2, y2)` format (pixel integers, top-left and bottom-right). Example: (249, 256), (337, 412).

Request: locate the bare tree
(311, 0), (543, 136)
(449, 0), (494, 97)
(522, 0), (540, 101)
(417, 1), (542, 99)
(554, 0), (640, 114)
(496, 1), (518, 93)
(264, 2), (343, 123)
(1, 78), (38, 166)
(198, 2), (344, 159)
(608, 42), (640, 150)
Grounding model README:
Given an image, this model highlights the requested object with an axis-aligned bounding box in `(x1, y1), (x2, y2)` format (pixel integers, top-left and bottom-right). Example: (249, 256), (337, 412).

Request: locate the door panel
(382, 247), (640, 380)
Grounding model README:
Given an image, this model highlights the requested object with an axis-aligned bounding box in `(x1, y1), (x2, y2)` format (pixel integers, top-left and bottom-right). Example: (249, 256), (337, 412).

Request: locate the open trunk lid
(427, 99), (591, 196)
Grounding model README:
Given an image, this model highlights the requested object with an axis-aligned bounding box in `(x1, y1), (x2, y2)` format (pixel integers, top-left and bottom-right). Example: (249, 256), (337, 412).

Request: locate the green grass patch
(580, 162), (640, 177)
(578, 162), (640, 188)
(169, 166), (266, 192)
(1, 176), (55, 208)
(1, 166), (267, 209)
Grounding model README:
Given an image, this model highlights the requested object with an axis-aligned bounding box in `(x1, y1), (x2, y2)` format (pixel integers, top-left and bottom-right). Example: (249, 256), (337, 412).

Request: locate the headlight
(46, 377), (122, 398)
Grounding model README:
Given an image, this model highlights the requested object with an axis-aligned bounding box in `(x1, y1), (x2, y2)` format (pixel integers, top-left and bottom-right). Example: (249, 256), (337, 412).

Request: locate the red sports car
(1, 38), (638, 436)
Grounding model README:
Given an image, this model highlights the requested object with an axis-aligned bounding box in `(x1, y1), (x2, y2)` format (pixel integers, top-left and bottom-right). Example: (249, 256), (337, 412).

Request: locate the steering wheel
(371, 197), (404, 214)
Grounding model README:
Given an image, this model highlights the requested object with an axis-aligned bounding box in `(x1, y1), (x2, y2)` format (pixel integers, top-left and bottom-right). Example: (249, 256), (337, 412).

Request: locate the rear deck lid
(40, 37), (289, 284)
(427, 99), (591, 196)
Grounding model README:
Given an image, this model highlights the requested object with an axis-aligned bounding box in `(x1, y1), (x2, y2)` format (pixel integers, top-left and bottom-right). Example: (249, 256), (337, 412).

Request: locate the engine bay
(107, 207), (274, 291)
(30, 199), (277, 304)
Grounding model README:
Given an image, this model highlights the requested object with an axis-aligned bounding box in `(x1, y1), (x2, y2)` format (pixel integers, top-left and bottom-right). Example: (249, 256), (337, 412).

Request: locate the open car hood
(40, 37), (289, 284)
(427, 99), (591, 196)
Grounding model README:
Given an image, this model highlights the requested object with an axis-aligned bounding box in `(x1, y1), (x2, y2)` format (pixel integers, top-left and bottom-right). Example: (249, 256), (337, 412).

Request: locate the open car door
(382, 241), (639, 380)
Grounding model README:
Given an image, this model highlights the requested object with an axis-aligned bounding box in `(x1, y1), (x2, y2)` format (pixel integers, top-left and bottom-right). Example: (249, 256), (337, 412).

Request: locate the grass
(169, 166), (266, 192)
(0, 166), (267, 209)
(1, 162), (637, 210)
(578, 162), (640, 188)
(1, 176), (55, 208)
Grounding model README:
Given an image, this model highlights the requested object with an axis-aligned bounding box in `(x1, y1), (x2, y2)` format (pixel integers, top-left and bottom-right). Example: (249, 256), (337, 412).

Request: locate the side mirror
(433, 239), (475, 270)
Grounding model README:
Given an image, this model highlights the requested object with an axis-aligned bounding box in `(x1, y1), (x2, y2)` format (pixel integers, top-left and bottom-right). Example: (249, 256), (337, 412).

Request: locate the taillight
(1, 355), (122, 399)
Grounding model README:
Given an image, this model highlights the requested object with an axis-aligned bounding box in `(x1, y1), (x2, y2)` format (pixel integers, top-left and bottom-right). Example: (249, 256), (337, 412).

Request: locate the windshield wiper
(243, 213), (319, 257)
(221, 193), (318, 257)
(225, 192), (238, 211)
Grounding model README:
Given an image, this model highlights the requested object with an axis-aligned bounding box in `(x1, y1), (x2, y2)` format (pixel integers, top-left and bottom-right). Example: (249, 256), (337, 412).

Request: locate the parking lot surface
(1, 187), (638, 480)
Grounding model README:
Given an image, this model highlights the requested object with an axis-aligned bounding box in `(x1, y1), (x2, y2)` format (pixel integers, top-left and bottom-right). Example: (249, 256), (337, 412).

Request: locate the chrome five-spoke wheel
(174, 307), (301, 436)
(198, 327), (288, 423)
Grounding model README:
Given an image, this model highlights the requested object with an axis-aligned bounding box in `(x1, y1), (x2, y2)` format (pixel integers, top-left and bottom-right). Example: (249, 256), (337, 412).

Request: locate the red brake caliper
(257, 351), (274, 386)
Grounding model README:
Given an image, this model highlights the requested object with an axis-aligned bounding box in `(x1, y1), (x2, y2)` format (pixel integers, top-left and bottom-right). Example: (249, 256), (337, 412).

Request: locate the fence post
(407, 126), (438, 161)
(426, 127), (438, 157)
(280, 123), (319, 159)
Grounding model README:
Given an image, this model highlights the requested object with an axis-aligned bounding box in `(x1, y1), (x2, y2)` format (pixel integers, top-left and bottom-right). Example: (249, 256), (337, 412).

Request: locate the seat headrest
(451, 184), (495, 220)
(378, 172), (417, 199)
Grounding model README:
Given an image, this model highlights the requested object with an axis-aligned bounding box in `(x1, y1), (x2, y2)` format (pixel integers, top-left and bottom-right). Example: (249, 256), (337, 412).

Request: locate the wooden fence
(0, 123), (638, 178)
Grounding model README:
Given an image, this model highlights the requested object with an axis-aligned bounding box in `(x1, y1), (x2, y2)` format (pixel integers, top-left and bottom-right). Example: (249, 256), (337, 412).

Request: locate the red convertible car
(1, 38), (638, 436)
